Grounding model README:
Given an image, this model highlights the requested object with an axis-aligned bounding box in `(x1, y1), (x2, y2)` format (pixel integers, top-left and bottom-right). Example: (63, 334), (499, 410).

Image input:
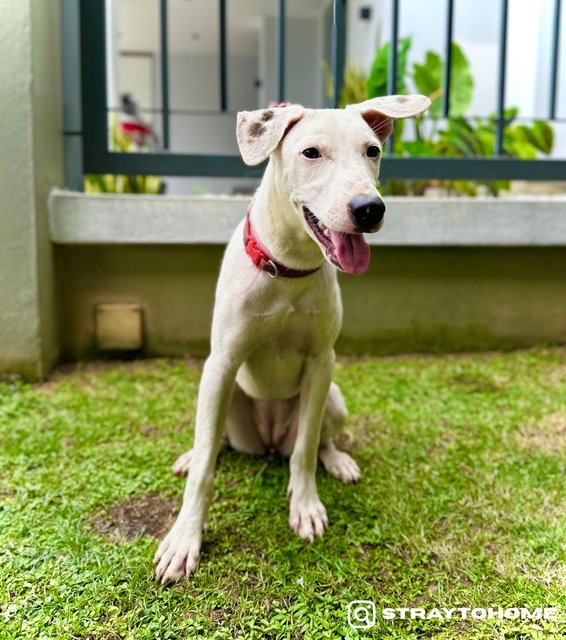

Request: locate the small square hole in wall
(95, 303), (143, 351)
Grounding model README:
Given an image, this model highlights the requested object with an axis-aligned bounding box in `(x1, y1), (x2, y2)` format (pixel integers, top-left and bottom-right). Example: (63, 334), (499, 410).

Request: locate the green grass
(1, 349), (565, 639)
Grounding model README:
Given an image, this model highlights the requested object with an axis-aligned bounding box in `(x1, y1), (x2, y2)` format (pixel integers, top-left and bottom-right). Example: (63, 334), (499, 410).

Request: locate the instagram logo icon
(348, 601), (376, 628)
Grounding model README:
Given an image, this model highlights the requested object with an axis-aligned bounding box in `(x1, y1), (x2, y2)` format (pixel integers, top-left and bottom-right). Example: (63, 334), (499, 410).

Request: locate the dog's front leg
(154, 354), (238, 583)
(288, 350), (334, 542)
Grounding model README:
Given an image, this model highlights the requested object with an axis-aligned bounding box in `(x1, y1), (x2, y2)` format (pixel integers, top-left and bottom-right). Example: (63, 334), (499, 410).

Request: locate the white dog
(154, 94), (430, 583)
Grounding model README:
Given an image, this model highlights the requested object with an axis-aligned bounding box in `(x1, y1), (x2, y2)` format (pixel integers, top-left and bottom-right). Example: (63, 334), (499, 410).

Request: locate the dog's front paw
(288, 493), (328, 543)
(153, 524), (201, 584)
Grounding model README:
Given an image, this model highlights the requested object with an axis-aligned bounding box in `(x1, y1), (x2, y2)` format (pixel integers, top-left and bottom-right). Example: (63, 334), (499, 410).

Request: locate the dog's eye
(367, 145), (380, 158)
(302, 147), (321, 159)
(367, 145), (381, 158)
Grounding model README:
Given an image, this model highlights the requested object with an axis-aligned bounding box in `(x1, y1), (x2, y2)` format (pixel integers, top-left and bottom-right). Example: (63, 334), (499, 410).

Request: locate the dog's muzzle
(348, 195), (386, 233)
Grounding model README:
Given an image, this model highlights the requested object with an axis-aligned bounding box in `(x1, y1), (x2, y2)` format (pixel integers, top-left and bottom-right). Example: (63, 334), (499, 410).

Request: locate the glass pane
(106, 0), (162, 150)
(283, 0), (333, 108)
(168, 0), (220, 112)
(106, 0), (338, 157)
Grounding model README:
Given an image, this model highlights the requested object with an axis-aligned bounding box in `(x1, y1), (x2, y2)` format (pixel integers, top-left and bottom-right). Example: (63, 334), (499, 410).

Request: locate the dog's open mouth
(303, 206), (371, 275)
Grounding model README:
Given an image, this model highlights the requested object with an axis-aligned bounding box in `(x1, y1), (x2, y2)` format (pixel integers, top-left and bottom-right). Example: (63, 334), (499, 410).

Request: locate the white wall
(261, 16), (325, 108)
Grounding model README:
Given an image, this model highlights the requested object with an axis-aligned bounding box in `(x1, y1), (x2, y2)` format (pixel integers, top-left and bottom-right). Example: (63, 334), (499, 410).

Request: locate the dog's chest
(247, 281), (341, 343)
(234, 279), (342, 399)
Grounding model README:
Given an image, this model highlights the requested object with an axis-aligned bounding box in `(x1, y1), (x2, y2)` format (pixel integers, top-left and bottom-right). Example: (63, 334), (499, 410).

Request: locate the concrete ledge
(48, 189), (566, 246)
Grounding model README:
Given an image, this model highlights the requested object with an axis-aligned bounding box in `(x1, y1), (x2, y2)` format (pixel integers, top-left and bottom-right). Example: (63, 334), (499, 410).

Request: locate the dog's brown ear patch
(249, 122), (266, 138)
(347, 94), (431, 142)
(236, 105), (305, 165)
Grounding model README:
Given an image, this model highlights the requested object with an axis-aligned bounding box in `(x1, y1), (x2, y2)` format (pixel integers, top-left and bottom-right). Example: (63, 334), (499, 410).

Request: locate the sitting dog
(154, 94), (430, 583)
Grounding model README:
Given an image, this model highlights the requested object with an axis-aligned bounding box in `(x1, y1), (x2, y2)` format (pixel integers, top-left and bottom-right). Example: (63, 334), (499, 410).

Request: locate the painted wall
(54, 244), (566, 360)
(0, 0), (63, 379)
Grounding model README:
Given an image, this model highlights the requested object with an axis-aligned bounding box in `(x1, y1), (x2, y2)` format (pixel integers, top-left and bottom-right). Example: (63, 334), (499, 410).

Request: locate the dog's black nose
(348, 195), (386, 232)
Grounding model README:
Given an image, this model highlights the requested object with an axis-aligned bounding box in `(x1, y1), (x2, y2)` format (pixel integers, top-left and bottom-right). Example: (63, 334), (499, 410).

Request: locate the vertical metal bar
(387, 0), (399, 96)
(80, 0), (109, 168)
(495, 0), (509, 156)
(331, 0), (346, 108)
(278, 0), (286, 102)
(549, 0), (562, 119)
(219, 0), (228, 111)
(160, 0), (170, 149)
(442, 0), (454, 117)
(387, 0), (400, 153)
(61, 0), (84, 190)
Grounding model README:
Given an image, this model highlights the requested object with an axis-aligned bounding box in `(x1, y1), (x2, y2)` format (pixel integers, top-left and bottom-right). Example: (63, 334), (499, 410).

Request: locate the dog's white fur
(154, 95), (430, 583)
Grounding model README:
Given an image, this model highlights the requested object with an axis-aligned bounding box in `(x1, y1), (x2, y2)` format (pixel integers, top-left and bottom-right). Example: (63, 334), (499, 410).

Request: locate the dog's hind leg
(225, 383), (268, 455)
(172, 436), (228, 476)
(318, 382), (361, 483)
(172, 383), (265, 476)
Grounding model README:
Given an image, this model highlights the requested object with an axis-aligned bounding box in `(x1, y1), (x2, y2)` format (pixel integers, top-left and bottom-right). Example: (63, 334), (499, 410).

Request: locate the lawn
(0, 349), (565, 639)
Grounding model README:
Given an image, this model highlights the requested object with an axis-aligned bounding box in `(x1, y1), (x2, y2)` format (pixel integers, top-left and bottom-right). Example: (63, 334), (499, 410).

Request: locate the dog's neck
(249, 162), (326, 271)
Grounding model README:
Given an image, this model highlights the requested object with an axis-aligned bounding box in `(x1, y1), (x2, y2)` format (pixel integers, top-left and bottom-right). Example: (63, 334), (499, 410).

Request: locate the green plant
(322, 61), (368, 108)
(431, 109), (554, 195)
(365, 39), (555, 196)
(412, 43), (473, 117)
(367, 36), (412, 99)
(84, 116), (163, 194)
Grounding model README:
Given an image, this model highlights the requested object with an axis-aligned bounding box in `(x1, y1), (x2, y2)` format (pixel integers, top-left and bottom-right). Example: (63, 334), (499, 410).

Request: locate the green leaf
(449, 43), (474, 116)
(402, 140), (435, 156)
(412, 43), (473, 117)
(531, 120), (554, 154)
(436, 129), (473, 156)
(367, 37), (411, 98)
(503, 121), (555, 159)
(445, 180), (478, 196)
(435, 118), (484, 157)
(338, 65), (368, 108)
(413, 51), (443, 111)
(504, 137), (538, 159)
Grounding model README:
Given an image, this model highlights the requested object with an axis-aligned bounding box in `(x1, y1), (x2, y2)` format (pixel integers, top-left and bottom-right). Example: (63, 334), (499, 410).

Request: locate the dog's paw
(172, 449), (193, 476)
(153, 525), (201, 584)
(319, 448), (361, 484)
(289, 494), (328, 543)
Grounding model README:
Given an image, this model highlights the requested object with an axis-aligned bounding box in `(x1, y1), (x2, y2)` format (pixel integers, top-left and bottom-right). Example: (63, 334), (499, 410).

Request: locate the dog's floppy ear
(347, 94), (431, 142)
(236, 104), (305, 165)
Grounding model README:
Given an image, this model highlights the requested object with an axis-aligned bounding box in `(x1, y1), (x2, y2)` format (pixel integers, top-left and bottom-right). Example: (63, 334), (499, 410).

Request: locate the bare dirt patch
(517, 411), (566, 455)
(91, 493), (180, 542)
(335, 426), (373, 453)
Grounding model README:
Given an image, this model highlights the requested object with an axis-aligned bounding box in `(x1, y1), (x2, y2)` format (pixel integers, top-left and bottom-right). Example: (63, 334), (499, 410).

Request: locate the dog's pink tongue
(329, 231), (371, 275)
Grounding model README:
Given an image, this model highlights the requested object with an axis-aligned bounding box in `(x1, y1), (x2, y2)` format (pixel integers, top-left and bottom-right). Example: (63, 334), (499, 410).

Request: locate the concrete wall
(53, 244), (566, 360)
(48, 192), (566, 360)
(0, 0), (63, 380)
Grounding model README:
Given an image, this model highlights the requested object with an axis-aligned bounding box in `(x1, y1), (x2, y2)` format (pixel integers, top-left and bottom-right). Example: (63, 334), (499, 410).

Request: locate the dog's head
(236, 95), (430, 275)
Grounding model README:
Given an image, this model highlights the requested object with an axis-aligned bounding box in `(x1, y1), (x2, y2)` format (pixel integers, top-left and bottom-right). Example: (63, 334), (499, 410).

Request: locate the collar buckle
(263, 259), (279, 278)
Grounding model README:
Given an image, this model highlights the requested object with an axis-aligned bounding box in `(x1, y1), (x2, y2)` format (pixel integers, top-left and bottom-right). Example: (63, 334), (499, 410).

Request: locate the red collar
(243, 214), (322, 278)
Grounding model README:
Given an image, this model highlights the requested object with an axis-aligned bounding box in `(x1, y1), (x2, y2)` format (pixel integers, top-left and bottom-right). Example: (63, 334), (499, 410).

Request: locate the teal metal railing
(74, 0), (566, 183)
